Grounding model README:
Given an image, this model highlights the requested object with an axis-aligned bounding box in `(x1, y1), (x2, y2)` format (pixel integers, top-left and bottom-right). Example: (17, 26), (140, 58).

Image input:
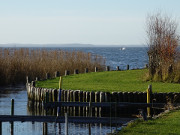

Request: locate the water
(0, 47), (147, 134)
(47, 47), (149, 70)
(0, 86), (117, 135)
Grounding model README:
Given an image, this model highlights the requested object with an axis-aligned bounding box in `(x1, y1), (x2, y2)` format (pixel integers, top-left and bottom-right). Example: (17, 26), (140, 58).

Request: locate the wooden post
(147, 85), (152, 117)
(127, 65), (129, 70)
(55, 71), (60, 78)
(65, 113), (68, 135)
(65, 70), (70, 76)
(116, 66), (120, 71)
(85, 68), (88, 73)
(95, 67), (98, 72)
(46, 73), (50, 79)
(74, 69), (79, 74)
(106, 66), (110, 71)
(35, 77), (38, 81)
(57, 76), (62, 116)
(31, 81), (35, 87)
(95, 92), (100, 117)
(11, 99), (14, 135)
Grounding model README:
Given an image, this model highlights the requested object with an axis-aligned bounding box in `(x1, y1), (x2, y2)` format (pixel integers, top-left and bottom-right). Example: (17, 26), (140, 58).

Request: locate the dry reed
(0, 48), (105, 85)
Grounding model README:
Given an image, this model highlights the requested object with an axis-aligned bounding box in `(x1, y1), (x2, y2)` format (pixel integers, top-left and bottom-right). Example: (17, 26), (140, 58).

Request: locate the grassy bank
(0, 48), (105, 85)
(36, 69), (180, 92)
(118, 109), (180, 135)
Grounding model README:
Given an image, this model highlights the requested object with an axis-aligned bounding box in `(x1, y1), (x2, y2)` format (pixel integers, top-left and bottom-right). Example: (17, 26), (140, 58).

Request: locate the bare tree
(146, 12), (179, 81)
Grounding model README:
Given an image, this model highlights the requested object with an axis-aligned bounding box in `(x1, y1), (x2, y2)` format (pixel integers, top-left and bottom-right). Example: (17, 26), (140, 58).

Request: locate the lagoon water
(0, 47), (148, 135)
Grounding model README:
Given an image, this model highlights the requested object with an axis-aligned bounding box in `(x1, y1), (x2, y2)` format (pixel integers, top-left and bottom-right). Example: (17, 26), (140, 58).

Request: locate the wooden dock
(0, 115), (135, 124)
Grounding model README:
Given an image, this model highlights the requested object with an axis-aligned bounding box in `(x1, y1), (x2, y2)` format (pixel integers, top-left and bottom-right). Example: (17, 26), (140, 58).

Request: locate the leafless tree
(146, 12), (180, 81)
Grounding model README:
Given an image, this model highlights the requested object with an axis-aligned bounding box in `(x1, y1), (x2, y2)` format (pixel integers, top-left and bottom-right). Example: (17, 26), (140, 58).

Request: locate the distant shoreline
(0, 43), (145, 48)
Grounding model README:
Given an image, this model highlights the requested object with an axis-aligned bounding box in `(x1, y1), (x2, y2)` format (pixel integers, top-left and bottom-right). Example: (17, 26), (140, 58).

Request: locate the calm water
(0, 47), (147, 134)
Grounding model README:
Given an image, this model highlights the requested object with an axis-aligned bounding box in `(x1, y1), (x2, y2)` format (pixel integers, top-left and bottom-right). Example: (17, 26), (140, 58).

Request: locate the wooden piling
(73, 90), (79, 116)
(90, 91), (95, 116)
(65, 70), (70, 76)
(86, 92), (90, 116)
(116, 66), (120, 71)
(79, 91), (83, 116)
(74, 69), (79, 74)
(95, 67), (98, 72)
(85, 68), (88, 73)
(55, 71), (60, 78)
(127, 65), (129, 70)
(99, 92), (105, 117)
(106, 66), (110, 71)
(83, 91), (86, 116)
(95, 92), (100, 117)
(46, 73), (50, 79)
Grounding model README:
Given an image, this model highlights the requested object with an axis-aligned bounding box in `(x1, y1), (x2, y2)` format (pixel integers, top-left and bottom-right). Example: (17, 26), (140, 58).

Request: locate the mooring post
(65, 113), (68, 135)
(147, 85), (152, 117)
(57, 76), (62, 116)
(11, 99), (14, 135)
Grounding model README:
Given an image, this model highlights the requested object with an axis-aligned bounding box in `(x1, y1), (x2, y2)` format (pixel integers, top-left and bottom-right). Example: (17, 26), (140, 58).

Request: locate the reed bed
(0, 48), (105, 85)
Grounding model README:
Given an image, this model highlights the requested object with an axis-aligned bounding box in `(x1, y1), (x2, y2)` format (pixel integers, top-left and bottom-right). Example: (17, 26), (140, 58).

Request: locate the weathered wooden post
(85, 68), (88, 73)
(147, 85), (152, 117)
(79, 91), (83, 116)
(116, 66), (120, 71)
(95, 92), (100, 117)
(57, 77), (62, 116)
(55, 71), (60, 78)
(127, 65), (129, 70)
(74, 69), (79, 74)
(95, 67), (98, 72)
(86, 92), (90, 116)
(11, 99), (14, 135)
(65, 70), (70, 76)
(99, 92), (105, 117)
(31, 81), (35, 87)
(46, 73), (50, 79)
(106, 66), (110, 71)
(65, 113), (68, 135)
(35, 77), (39, 81)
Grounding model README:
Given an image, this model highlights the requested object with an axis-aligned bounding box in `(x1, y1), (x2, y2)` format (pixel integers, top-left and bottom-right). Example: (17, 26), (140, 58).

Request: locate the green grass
(36, 69), (180, 92)
(118, 109), (180, 135)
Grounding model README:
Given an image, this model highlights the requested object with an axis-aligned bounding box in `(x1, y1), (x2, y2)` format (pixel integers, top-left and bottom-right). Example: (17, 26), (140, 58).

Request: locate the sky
(0, 0), (180, 46)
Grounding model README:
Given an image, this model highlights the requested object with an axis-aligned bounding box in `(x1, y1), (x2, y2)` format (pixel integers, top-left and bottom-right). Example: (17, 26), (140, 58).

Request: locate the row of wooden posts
(27, 82), (180, 117)
(29, 64), (148, 82)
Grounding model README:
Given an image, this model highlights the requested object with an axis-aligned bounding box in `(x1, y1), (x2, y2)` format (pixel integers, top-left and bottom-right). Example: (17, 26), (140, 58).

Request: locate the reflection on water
(0, 86), (118, 135)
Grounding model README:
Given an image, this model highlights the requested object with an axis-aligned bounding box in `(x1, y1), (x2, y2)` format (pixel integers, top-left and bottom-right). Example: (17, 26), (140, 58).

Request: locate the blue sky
(0, 0), (180, 46)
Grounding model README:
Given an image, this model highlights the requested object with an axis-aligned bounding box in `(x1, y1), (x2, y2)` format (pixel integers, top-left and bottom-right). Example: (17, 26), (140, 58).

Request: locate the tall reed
(0, 48), (105, 85)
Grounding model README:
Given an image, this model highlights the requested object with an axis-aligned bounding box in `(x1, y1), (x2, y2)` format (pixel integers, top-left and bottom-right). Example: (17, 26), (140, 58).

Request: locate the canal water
(0, 86), (118, 135)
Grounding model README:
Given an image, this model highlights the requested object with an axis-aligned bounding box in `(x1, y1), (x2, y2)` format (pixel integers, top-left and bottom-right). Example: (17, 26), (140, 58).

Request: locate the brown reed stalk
(0, 48), (105, 85)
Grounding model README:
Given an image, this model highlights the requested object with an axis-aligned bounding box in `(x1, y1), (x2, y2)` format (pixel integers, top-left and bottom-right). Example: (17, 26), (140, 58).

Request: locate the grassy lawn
(118, 109), (180, 135)
(36, 69), (180, 92)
